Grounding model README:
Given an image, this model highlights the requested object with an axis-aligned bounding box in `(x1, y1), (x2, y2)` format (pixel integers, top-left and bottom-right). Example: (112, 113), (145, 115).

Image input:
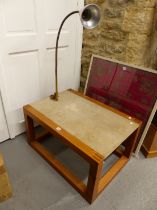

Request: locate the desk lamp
(50, 4), (101, 101)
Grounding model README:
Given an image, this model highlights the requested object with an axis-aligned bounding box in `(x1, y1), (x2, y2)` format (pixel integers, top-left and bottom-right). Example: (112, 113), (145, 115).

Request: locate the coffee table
(23, 89), (141, 204)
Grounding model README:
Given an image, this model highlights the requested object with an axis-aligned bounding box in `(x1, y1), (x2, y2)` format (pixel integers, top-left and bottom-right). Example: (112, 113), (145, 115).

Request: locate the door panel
(45, 0), (72, 30)
(0, 0), (82, 138)
(7, 51), (41, 109)
(3, 0), (37, 33)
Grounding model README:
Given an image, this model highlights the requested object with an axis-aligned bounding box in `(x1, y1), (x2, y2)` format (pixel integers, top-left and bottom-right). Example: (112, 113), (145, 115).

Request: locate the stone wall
(80, 0), (157, 90)
(145, 5), (157, 68)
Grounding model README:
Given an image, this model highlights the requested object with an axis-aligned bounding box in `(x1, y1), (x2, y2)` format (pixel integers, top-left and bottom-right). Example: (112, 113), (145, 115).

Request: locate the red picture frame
(84, 55), (157, 152)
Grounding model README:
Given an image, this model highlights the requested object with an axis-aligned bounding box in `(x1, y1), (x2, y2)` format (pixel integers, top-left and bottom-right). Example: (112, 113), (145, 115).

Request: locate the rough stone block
(85, 0), (104, 5)
(122, 7), (154, 34)
(104, 41), (126, 54)
(103, 20), (123, 30)
(125, 33), (150, 65)
(104, 8), (124, 18)
(135, 0), (156, 8)
(101, 29), (127, 41)
(108, 0), (134, 7)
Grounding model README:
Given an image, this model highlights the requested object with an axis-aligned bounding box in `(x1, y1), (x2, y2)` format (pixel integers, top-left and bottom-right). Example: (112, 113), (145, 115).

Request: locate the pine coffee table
(23, 89), (141, 204)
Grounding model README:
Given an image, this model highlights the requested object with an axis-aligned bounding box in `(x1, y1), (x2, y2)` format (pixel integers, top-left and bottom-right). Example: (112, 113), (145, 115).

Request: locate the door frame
(73, 0), (84, 90)
(0, 62), (11, 139)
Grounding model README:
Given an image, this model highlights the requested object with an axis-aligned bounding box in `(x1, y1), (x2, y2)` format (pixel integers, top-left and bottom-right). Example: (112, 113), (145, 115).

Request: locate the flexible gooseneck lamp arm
(50, 11), (79, 101)
(50, 4), (100, 101)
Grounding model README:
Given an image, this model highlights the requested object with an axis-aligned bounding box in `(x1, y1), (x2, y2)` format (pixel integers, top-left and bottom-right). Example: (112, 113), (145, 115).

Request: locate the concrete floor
(0, 133), (157, 210)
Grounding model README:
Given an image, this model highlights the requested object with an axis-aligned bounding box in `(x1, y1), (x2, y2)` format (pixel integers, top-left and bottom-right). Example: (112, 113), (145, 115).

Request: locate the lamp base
(50, 93), (58, 101)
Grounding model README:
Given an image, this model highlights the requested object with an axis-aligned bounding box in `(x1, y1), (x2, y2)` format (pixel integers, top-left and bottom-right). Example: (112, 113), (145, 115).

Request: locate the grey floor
(0, 133), (157, 210)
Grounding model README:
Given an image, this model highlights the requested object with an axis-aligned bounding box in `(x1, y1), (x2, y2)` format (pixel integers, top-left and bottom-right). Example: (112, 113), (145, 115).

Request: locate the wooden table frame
(23, 90), (141, 204)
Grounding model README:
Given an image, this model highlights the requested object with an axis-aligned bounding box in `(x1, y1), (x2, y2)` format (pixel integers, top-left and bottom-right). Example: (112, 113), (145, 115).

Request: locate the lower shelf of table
(29, 133), (129, 204)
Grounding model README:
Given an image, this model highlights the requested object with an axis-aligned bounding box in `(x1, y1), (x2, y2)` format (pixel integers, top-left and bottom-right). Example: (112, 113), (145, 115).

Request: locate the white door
(0, 92), (9, 142)
(0, 0), (83, 138)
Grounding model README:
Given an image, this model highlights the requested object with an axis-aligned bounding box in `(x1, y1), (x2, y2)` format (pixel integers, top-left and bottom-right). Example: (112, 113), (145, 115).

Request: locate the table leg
(124, 126), (141, 158)
(24, 112), (35, 144)
(86, 161), (103, 203)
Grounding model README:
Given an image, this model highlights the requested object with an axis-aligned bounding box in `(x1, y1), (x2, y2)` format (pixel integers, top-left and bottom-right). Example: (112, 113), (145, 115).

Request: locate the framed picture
(84, 54), (157, 156)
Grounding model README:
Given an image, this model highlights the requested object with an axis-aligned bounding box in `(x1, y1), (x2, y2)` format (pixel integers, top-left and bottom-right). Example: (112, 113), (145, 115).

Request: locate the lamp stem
(50, 11), (79, 100)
